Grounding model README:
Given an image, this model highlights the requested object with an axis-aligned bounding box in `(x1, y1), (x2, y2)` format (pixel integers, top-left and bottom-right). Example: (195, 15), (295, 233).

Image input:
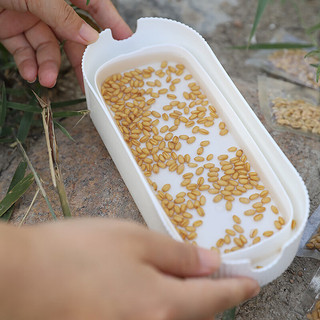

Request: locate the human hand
(0, 218), (259, 320)
(0, 0), (132, 89)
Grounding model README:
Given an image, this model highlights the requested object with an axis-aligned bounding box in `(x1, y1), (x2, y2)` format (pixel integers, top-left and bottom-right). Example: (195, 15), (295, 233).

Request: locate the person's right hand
(0, 218), (259, 320)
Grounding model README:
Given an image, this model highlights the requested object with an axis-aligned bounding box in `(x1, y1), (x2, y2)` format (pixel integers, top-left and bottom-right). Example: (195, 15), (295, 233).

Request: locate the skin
(0, 218), (259, 320)
(0, 1), (260, 318)
(0, 0), (132, 89)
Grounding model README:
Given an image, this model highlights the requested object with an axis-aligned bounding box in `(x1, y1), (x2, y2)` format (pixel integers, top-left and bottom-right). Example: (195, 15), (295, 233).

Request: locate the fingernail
(197, 247), (221, 273)
(79, 23), (99, 44)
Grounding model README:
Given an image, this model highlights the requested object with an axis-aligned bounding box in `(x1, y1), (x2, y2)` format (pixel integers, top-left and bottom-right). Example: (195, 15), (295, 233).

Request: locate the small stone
(233, 19), (243, 28)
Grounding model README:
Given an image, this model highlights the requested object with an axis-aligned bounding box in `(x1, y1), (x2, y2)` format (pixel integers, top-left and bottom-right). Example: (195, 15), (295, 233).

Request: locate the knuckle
(60, 5), (77, 27)
(178, 243), (200, 273)
(16, 0), (29, 11)
(13, 45), (33, 57)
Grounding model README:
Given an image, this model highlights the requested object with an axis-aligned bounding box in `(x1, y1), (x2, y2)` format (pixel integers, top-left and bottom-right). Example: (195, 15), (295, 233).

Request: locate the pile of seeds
(306, 226), (320, 251)
(101, 60), (294, 254)
(272, 98), (320, 135)
(307, 299), (320, 320)
(268, 49), (320, 89)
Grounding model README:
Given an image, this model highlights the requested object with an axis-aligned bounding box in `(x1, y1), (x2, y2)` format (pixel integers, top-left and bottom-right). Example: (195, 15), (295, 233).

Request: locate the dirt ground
(1, 0), (320, 319)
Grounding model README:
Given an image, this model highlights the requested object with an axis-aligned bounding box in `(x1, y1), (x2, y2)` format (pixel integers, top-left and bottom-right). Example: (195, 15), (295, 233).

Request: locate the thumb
(141, 231), (221, 277)
(24, 0), (99, 44)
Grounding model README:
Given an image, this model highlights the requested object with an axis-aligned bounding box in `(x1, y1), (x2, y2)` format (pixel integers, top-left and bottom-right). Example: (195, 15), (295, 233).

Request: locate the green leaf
(6, 87), (29, 97)
(0, 174), (34, 217)
(53, 110), (89, 118)
(304, 50), (320, 58)
(316, 64), (320, 82)
(248, 0), (271, 46)
(5, 101), (41, 113)
(8, 161), (28, 192)
(0, 62), (16, 70)
(222, 307), (236, 320)
(0, 126), (13, 136)
(0, 83), (7, 136)
(51, 97), (86, 109)
(306, 22), (320, 34)
(233, 42), (314, 50)
(86, 0), (90, 5)
(0, 43), (12, 64)
(1, 161), (27, 221)
(54, 120), (75, 142)
(0, 137), (14, 143)
(17, 111), (34, 143)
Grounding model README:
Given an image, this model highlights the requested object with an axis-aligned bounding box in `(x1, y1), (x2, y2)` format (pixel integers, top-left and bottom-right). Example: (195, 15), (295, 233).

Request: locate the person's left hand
(0, 0), (132, 89)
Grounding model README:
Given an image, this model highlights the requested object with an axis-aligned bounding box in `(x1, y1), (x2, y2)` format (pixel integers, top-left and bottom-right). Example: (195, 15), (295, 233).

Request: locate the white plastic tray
(82, 17), (309, 286)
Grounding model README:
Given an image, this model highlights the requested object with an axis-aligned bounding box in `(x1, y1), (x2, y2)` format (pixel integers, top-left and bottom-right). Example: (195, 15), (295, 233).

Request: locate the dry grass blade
(34, 93), (56, 187)
(18, 188), (40, 227)
(15, 137), (57, 220)
(33, 91), (72, 218)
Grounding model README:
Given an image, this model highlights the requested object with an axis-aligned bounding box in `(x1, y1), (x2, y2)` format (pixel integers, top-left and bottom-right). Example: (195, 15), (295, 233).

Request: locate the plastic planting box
(82, 18), (309, 286)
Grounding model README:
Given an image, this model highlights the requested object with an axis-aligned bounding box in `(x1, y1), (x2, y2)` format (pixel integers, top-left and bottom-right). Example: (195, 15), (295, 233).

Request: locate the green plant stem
(56, 168), (71, 218)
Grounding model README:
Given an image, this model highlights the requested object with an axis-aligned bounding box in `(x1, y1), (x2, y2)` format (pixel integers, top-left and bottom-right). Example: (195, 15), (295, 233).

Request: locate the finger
(24, 21), (60, 88)
(16, 0), (99, 45)
(63, 40), (86, 91)
(0, 10), (38, 39)
(139, 231), (221, 277)
(163, 276), (259, 319)
(71, 0), (132, 40)
(1, 34), (37, 83)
